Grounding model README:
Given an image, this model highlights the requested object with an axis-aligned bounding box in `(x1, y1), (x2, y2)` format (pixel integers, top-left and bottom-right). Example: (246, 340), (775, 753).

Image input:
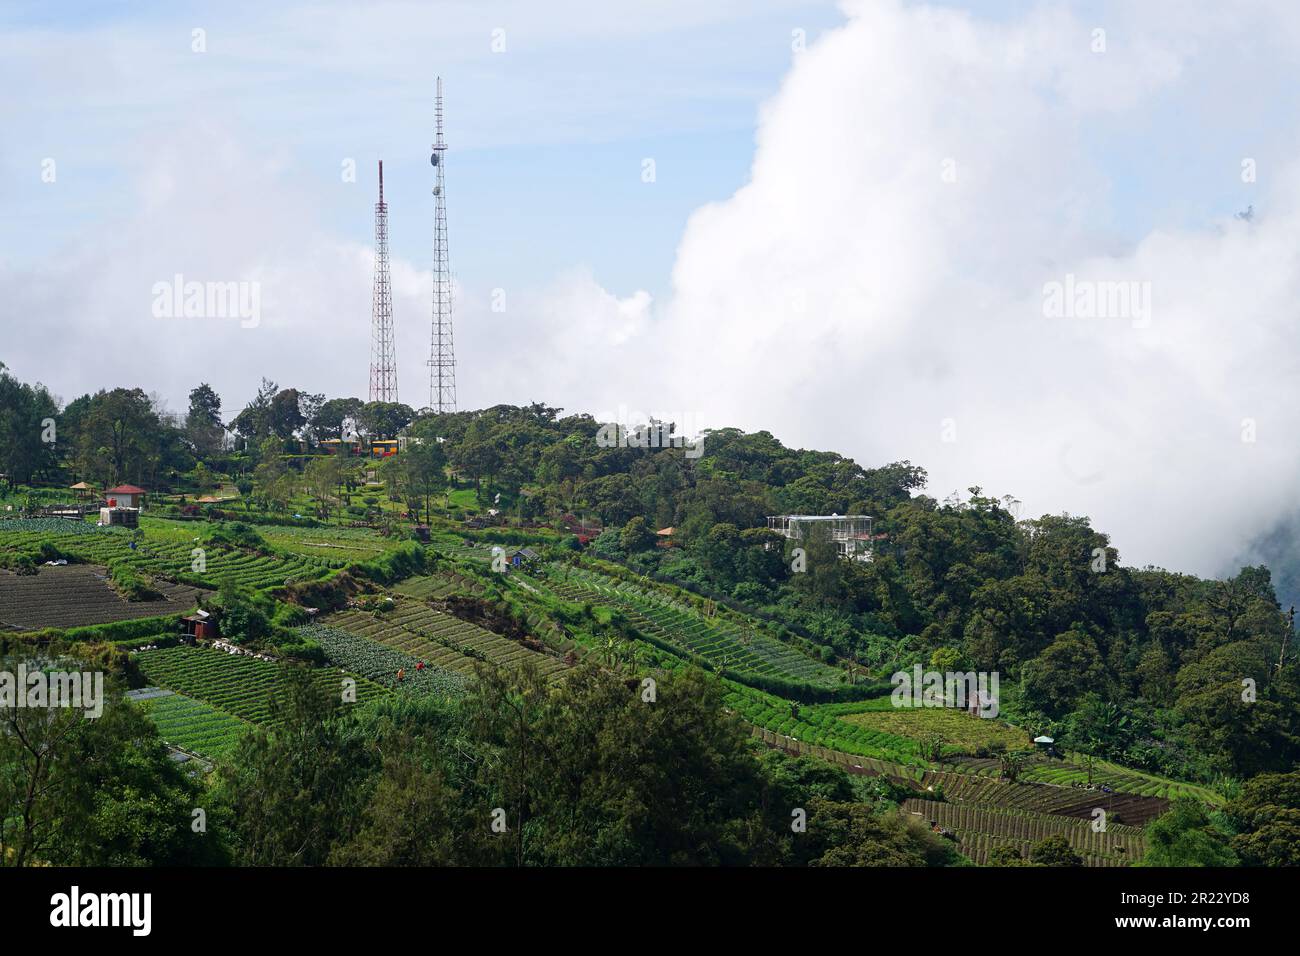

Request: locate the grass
(838, 706), (1032, 754)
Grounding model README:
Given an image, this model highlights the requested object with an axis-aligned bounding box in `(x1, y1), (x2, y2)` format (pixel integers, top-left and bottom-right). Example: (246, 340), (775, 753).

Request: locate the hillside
(2, 383), (1298, 868)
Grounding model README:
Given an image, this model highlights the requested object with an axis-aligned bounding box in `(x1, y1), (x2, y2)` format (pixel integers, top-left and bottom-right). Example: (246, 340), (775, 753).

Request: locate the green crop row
(136, 644), (386, 725)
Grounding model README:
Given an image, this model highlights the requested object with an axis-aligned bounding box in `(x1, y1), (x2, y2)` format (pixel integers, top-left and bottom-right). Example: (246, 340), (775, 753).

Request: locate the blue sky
(1, 0), (846, 299)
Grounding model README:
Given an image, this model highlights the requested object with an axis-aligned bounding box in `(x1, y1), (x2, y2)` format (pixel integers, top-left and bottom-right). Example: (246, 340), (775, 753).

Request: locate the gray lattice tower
(428, 76), (457, 413)
(369, 160), (399, 403)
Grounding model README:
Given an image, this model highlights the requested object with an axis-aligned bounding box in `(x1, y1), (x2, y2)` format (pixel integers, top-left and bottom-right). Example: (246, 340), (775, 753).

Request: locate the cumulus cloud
(635, 0), (1300, 579)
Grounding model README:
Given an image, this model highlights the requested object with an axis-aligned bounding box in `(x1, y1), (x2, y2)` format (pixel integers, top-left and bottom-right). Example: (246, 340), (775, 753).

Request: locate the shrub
(108, 561), (162, 601)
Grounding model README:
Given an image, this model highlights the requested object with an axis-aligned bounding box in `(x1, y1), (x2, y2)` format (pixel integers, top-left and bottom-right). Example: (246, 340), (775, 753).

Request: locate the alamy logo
(151, 274), (261, 328)
(50, 886), (151, 936)
(0, 664), (104, 718)
(1042, 273), (1151, 328)
(891, 665), (1000, 719)
(594, 405), (705, 459)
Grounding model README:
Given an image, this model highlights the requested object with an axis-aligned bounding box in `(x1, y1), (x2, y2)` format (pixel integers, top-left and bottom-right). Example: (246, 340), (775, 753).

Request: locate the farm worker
(396, 667), (405, 681)
(416, 661), (425, 671)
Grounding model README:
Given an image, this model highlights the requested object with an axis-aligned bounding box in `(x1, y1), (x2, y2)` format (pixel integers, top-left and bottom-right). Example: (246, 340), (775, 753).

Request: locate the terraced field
(550, 568), (840, 686)
(297, 623), (472, 698)
(0, 517), (102, 534)
(28, 530), (340, 589)
(260, 525), (405, 562)
(839, 705), (1032, 755)
(0, 565), (202, 630)
(134, 690), (250, 758)
(1020, 753), (1221, 803)
(392, 570), (485, 601)
(136, 645), (386, 724)
(929, 752), (1218, 803)
(325, 602), (567, 680)
(726, 683), (924, 764)
(431, 540), (496, 562)
(900, 798), (1145, 866)
(751, 726), (926, 780)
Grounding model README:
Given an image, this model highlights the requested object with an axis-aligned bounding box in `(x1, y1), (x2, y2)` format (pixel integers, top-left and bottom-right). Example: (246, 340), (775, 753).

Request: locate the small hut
(104, 484), (147, 510)
(510, 547), (539, 568)
(69, 481), (94, 501)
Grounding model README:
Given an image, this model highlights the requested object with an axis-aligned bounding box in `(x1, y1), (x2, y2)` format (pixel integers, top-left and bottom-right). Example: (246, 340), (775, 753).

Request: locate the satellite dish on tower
(431, 153), (440, 166)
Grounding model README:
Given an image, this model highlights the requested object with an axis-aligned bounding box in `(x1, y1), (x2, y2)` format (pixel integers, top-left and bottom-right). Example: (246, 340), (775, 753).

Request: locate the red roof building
(104, 484), (147, 510)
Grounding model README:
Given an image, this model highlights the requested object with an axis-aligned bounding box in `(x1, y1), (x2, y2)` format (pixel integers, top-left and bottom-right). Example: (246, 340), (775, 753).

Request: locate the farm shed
(69, 480), (95, 500)
(181, 612), (216, 642)
(510, 548), (539, 568)
(99, 507), (139, 527)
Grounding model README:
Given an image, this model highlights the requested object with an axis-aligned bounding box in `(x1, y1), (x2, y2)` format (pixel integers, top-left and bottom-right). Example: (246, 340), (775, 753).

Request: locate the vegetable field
(726, 683), (919, 764)
(0, 565), (203, 630)
(0, 525), (340, 589)
(325, 601), (567, 679)
(135, 690), (250, 758)
(297, 623), (472, 698)
(899, 798), (1145, 866)
(136, 644), (386, 724)
(549, 567), (840, 687)
(260, 525), (406, 562)
(392, 570), (485, 601)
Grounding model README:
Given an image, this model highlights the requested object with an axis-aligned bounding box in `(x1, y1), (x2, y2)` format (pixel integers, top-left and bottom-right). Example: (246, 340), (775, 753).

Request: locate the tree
(1029, 835), (1083, 867)
(229, 378), (276, 445)
(0, 364), (58, 489)
(297, 392), (326, 444)
(214, 581), (273, 644)
(311, 397), (363, 442)
(0, 655), (220, 866)
(989, 844), (1032, 866)
(400, 440), (447, 523)
(357, 401), (414, 441)
(326, 731), (479, 866)
(1225, 770), (1300, 866)
(620, 516), (656, 554)
(449, 430), (501, 503)
(1139, 799), (1237, 867)
(796, 802), (962, 867)
(268, 388), (306, 440)
(1020, 629), (1106, 717)
(71, 387), (177, 487)
(213, 669), (373, 865)
(185, 383), (224, 458)
(304, 455), (345, 520)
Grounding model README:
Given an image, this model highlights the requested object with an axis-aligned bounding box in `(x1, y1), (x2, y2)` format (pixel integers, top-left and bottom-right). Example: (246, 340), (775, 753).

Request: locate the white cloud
(600, 0), (1300, 578)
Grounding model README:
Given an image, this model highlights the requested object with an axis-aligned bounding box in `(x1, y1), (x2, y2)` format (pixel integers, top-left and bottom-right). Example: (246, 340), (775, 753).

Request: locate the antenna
(369, 159), (398, 404)
(428, 76), (457, 413)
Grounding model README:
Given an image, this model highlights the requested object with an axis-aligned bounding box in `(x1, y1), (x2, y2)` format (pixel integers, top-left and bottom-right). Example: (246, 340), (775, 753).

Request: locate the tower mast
(368, 159), (398, 404)
(428, 76), (457, 413)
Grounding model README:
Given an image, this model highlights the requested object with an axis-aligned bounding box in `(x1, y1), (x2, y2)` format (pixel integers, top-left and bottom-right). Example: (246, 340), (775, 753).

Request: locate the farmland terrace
(0, 564), (203, 630)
